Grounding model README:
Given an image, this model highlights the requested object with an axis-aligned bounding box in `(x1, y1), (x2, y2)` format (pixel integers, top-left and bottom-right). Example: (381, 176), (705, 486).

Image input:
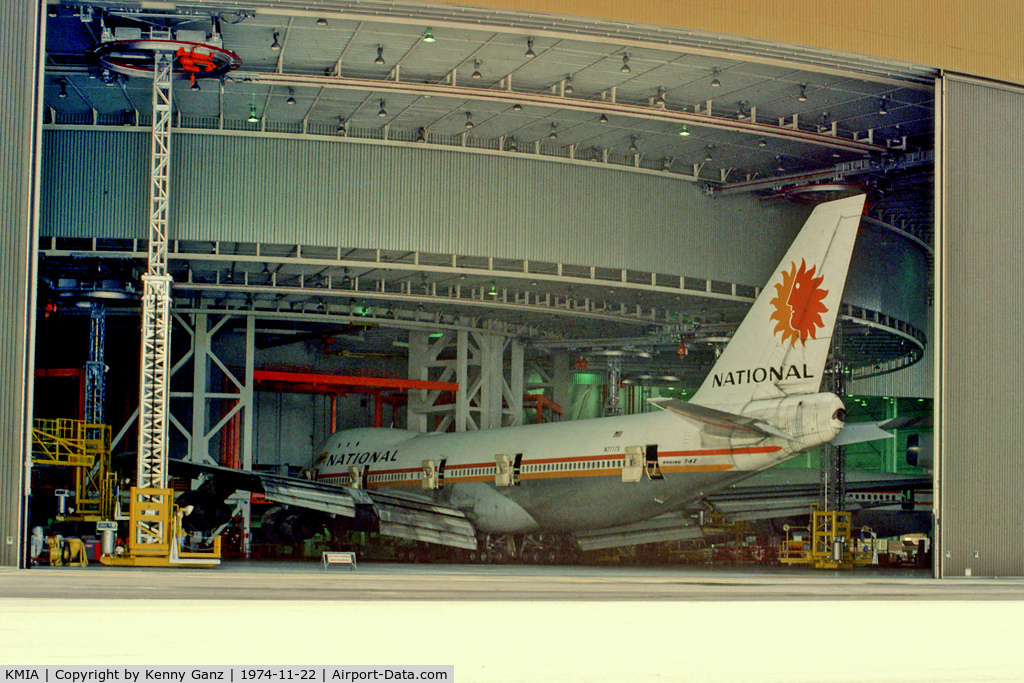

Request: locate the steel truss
(135, 50), (174, 546)
(407, 329), (523, 433)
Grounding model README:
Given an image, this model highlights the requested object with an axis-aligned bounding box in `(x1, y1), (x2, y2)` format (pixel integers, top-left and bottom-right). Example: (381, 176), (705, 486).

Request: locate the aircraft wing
(169, 459), (478, 550)
(573, 469), (931, 550)
(574, 512), (702, 551)
(705, 469), (932, 522)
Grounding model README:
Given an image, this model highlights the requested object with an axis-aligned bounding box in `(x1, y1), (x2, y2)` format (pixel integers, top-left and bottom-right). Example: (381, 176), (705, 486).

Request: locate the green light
(422, 27), (436, 43)
(247, 104), (259, 123)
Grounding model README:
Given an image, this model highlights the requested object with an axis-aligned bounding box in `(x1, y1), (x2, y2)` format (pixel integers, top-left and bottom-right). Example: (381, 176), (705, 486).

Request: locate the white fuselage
(312, 393), (846, 535)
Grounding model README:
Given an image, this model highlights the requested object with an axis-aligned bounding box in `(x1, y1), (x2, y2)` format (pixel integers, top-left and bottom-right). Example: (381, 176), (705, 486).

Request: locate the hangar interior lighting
(628, 135), (638, 152)
(512, 103), (523, 112)
(678, 125), (689, 136)
(472, 60), (483, 79)
(710, 67), (721, 87)
(423, 27), (435, 43)
(286, 87), (296, 105)
(416, 127), (426, 142)
(270, 32), (282, 51)
(564, 74), (574, 94)
(599, 113), (608, 123)
(337, 116), (346, 133)
(799, 84), (808, 101)
(57, 79), (68, 98)
(879, 97), (889, 115)
(620, 52), (630, 73)
(378, 99), (387, 117)
(375, 44), (385, 65)
(316, 18), (328, 26)
(247, 103), (258, 123)
(548, 122), (558, 139)
(525, 37), (535, 58)
(465, 112), (474, 129)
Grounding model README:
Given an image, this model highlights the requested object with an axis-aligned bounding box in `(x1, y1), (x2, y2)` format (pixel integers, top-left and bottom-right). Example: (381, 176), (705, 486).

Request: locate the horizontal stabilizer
(647, 398), (796, 441)
(830, 421), (895, 446)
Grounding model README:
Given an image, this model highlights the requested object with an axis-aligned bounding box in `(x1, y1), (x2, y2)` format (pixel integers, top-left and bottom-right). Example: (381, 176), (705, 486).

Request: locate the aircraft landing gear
(468, 533), (580, 565)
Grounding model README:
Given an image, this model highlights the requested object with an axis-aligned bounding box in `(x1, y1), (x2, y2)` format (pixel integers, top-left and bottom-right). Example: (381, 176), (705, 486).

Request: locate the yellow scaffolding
(779, 505), (876, 569)
(100, 487), (220, 567)
(31, 418), (117, 521)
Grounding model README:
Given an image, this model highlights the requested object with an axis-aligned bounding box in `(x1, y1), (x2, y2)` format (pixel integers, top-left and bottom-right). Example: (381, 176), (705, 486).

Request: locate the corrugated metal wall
(42, 128), (929, 328)
(0, 1), (43, 568)
(939, 74), (1024, 577)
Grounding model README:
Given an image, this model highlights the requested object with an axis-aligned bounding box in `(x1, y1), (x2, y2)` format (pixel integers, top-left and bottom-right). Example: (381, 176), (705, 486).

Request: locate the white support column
(407, 331), (430, 433)
(190, 312), (209, 463)
(241, 316), (255, 471)
(506, 339), (524, 427)
(551, 350), (574, 413)
(477, 332), (504, 430)
(455, 330), (469, 432)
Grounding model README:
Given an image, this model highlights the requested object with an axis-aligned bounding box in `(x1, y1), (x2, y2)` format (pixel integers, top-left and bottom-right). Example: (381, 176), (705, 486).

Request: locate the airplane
(175, 194), (877, 562)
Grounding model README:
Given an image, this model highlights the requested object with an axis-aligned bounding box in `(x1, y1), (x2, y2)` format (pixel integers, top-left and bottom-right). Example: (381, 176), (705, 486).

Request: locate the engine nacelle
(907, 433), (933, 469)
(176, 490), (233, 532)
(738, 392), (847, 451)
(260, 506), (322, 543)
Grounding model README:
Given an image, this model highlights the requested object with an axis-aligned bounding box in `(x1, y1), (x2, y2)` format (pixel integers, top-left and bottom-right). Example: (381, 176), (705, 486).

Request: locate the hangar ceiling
(38, 0), (936, 384)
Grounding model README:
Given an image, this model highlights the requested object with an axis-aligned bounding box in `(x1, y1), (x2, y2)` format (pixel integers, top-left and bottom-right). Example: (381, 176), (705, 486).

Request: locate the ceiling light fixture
(758, 138), (767, 147)
(599, 113), (608, 123)
(422, 27), (435, 43)
(710, 67), (721, 87)
(798, 84), (808, 102)
(57, 80), (68, 98)
(508, 136), (518, 152)
(286, 87), (296, 105)
(564, 74), (574, 94)
(878, 96), (889, 115)
(512, 103), (523, 112)
(776, 155), (785, 172)
(704, 145), (713, 161)
(678, 125), (690, 136)
(471, 59), (482, 79)
(316, 17), (328, 26)
(465, 111), (474, 129)
(620, 53), (631, 73)
(374, 44), (385, 65)
(191, 80), (200, 92)
(737, 100), (749, 119)
(247, 104), (259, 123)
(628, 135), (638, 153)
(656, 85), (666, 108)
(525, 37), (535, 58)
(270, 32), (282, 51)
(548, 122), (558, 140)
(416, 127), (426, 142)
(337, 116), (346, 133)
(377, 99), (387, 117)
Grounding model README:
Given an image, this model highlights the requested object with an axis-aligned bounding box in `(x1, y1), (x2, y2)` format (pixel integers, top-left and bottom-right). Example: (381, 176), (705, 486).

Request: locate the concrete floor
(2, 561), (1023, 681)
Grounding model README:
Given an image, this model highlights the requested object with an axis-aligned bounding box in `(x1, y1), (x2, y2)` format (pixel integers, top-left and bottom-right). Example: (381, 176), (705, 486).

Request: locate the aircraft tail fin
(690, 195), (865, 409)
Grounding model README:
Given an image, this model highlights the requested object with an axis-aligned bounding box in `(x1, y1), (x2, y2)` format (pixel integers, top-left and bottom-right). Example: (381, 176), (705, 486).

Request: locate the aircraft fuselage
(313, 392), (846, 534)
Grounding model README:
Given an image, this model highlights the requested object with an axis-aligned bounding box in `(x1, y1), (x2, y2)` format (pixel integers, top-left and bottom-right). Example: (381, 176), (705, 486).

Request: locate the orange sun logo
(769, 260), (829, 347)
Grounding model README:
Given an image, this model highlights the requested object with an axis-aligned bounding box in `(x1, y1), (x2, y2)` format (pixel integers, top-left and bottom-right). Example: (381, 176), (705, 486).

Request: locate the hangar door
(938, 74), (1024, 577)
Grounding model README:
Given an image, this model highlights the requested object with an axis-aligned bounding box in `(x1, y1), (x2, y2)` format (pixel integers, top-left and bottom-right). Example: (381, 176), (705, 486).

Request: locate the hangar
(0, 0), (1018, 577)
